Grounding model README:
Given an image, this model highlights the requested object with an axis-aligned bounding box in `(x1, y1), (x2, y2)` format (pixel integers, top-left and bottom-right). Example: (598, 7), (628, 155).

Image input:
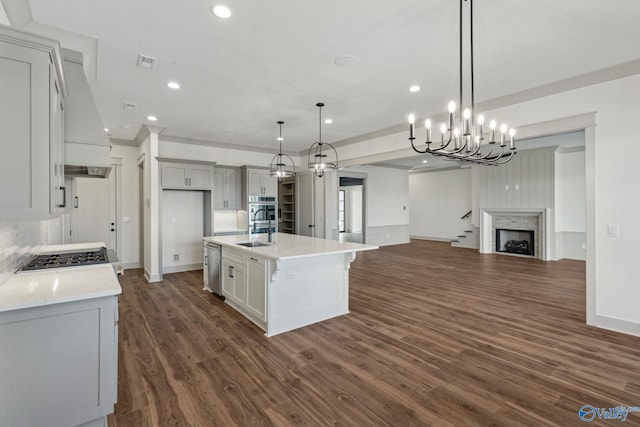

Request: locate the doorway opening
(338, 176), (364, 243)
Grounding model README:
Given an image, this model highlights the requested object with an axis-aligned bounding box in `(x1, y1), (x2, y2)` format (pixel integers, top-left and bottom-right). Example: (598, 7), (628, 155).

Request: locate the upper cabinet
(0, 26), (67, 220)
(161, 162), (214, 190)
(214, 167), (240, 209)
(245, 168), (277, 197)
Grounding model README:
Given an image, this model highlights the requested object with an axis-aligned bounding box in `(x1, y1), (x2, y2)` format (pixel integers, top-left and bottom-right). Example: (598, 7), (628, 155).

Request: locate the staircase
(450, 210), (480, 249)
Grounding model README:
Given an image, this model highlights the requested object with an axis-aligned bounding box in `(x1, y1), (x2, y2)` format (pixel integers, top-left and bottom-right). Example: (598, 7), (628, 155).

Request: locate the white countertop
(0, 248), (121, 313)
(203, 232), (378, 260)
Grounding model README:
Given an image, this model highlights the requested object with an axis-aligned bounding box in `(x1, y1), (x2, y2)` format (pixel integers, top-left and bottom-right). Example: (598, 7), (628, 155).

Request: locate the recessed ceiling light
(325, 119), (333, 124)
(212, 5), (231, 19)
(104, 128), (109, 132)
(147, 115), (158, 121)
(422, 160), (428, 164)
(167, 81), (180, 89)
(409, 85), (421, 92)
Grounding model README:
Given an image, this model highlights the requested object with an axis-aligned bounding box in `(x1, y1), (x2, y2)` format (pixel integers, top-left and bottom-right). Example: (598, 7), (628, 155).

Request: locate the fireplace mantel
(479, 208), (552, 261)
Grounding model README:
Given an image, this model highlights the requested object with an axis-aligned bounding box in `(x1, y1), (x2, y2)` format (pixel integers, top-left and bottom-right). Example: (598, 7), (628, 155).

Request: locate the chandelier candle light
(408, 0), (516, 165)
(308, 102), (338, 178)
(269, 121), (296, 180)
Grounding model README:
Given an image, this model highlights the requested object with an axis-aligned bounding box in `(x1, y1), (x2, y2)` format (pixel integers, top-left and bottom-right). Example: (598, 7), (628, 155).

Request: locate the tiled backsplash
(0, 219), (56, 284)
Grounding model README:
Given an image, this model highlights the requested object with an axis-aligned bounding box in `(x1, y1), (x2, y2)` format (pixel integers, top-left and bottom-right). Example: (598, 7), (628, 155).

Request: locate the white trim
(162, 263), (202, 274)
(410, 235), (453, 242)
(121, 262), (142, 270)
(594, 315), (640, 338)
(480, 208), (552, 261)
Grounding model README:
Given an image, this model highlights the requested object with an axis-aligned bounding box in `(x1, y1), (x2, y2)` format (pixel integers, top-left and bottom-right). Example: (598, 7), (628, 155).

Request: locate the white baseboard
(593, 315), (640, 337)
(162, 263), (202, 274)
(122, 262), (142, 270)
(410, 235), (453, 242)
(144, 270), (162, 283)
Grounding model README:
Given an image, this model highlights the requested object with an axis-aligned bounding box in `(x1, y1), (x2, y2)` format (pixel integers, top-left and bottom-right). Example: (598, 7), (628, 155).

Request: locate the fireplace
(496, 228), (535, 256)
(480, 208), (550, 260)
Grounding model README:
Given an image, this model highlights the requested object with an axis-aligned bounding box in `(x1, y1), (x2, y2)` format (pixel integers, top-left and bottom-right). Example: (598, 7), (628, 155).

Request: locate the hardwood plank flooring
(108, 240), (640, 426)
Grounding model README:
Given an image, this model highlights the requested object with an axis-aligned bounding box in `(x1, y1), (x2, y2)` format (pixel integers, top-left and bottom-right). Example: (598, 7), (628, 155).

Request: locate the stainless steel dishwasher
(204, 242), (221, 295)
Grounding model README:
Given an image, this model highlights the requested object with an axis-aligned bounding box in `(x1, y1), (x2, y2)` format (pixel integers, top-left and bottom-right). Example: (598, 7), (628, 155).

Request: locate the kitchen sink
(235, 241), (272, 248)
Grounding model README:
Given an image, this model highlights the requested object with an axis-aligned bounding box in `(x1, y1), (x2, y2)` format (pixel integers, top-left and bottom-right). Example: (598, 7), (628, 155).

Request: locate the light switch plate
(607, 225), (619, 238)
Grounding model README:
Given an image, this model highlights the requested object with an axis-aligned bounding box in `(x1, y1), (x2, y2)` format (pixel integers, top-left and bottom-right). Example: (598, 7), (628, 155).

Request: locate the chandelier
(308, 102), (338, 177)
(269, 120), (295, 180)
(408, 0), (516, 165)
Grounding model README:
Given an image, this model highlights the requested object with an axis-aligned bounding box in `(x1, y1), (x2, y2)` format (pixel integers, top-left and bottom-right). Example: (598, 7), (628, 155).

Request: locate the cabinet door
(248, 169), (264, 195)
(0, 41), (52, 219)
(213, 169), (226, 209)
(50, 66), (66, 213)
(161, 163), (188, 188)
(225, 168), (240, 209)
(214, 168), (240, 209)
(221, 259), (234, 298)
(262, 172), (278, 197)
(189, 165), (213, 189)
(221, 258), (246, 305)
(246, 257), (266, 321)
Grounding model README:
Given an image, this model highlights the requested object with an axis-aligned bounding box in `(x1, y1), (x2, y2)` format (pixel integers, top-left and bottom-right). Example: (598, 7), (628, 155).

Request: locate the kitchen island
(203, 233), (377, 336)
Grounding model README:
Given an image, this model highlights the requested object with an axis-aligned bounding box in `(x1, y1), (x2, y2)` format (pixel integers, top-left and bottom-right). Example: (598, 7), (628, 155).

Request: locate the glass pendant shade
(307, 102), (338, 178)
(269, 121), (295, 180)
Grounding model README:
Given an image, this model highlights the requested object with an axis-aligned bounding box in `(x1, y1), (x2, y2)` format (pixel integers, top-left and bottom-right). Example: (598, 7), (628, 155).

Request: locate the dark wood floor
(108, 240), (640, 426)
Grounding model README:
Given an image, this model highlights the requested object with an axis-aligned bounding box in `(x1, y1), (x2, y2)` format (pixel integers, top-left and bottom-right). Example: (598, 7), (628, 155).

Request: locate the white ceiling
(4, 0), (640, 156)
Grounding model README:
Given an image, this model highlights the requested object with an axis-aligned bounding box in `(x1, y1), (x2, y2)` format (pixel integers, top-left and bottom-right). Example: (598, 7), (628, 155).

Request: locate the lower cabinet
(246, 256), (266, 322)
(0, 296), (118, 427)
(221, 248), (267, 329)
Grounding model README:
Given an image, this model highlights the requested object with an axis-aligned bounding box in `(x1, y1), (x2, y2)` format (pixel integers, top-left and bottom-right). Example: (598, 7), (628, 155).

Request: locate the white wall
(342, 166), (410, 246)
(556, 148), (586, 232)
(336, 73), (640, 335)
(555, 148), (586, 260)
(161, 190), (204, 273)
(409, 168), (472, 240)
(341, 185), (363, 233)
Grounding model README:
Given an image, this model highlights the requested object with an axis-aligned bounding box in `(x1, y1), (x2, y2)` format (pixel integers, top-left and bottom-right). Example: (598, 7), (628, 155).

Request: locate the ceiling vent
(136, 54), (156, 69)
(123, 102), (136, 110)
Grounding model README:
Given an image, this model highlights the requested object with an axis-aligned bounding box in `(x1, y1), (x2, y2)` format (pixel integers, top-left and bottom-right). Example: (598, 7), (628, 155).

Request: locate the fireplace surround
(479, 208), (552, 260)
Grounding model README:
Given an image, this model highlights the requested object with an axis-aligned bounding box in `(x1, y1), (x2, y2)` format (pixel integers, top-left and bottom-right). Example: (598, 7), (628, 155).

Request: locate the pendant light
(307, 102), (338, 178)
(269, 121), (295, 180)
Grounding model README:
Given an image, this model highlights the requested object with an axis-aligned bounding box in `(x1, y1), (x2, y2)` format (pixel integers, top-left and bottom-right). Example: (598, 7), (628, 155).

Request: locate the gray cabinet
(214, 167), (240, 209)
(161, 162), (213, 190)
(246, 256), (267, 322)
(50, 66), (66, 213)
(221, 247), (268, 329)
(0, 27), (67, 219)
(0, 295), (118, 427)
(221, 249), (246, 306)
(247, 168), (277, 197)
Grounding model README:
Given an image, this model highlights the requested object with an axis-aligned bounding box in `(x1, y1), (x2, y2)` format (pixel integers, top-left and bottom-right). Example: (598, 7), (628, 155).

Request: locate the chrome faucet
(252, 208), (273, 242)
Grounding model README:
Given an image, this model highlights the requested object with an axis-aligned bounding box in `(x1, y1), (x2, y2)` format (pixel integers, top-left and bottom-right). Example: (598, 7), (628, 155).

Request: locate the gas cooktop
(19, 247), (110, 272)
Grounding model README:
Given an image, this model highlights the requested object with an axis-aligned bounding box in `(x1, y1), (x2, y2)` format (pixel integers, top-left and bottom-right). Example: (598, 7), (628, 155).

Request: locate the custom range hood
(63, 49), (112, 178)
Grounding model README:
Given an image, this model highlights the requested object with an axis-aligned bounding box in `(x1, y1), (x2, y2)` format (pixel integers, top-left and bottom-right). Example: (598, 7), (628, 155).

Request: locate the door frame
(337, 171), (367, 244)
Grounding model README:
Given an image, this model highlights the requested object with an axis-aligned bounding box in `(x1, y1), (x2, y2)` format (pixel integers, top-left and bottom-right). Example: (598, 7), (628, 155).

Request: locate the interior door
(297, 172), (314, 237)
(71, 173), (117, 251)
